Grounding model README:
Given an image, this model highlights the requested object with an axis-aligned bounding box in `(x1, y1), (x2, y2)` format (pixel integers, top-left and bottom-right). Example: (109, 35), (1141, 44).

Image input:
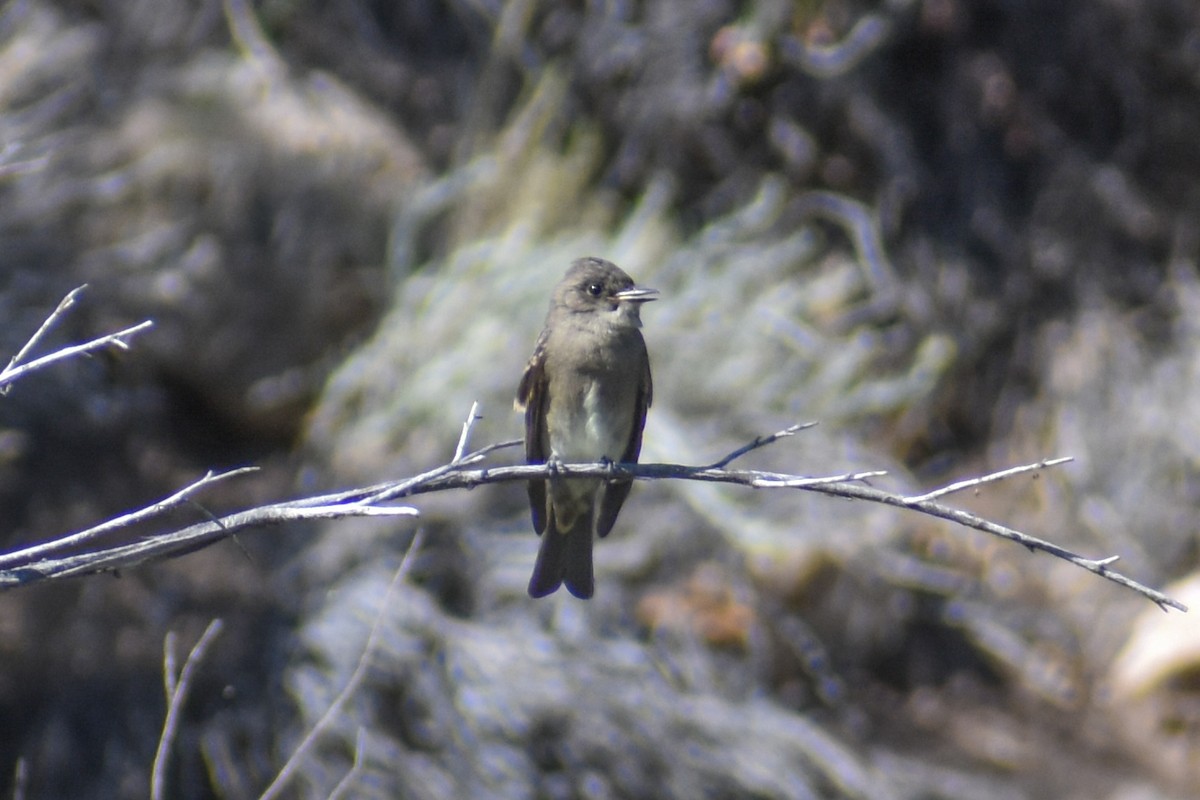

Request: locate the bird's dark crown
(555, 257), (637, 313)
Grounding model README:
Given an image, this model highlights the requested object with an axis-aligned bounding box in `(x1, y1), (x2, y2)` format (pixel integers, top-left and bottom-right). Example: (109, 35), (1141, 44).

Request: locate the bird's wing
(621, 345), (651, 463)
(517, 328), (551, 534)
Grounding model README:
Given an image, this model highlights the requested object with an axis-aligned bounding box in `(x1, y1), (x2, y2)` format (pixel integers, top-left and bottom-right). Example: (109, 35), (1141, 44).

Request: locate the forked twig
(151, 619), (225, 800)
(0, 285), (154, 393)
(0, 468), (259, 569)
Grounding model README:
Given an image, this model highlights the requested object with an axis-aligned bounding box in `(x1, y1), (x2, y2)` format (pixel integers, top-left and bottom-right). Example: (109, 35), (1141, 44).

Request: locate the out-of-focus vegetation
(3, 0), (1200, 797)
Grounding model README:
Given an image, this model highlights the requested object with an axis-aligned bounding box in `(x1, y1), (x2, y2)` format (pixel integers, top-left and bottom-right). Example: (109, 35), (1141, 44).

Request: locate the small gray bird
(516, 257), (657, 598)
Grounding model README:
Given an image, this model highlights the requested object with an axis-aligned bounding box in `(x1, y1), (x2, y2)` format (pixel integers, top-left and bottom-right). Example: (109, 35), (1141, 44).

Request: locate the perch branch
(391, 457), (1180, 611)
(0, 424), (1182, 612)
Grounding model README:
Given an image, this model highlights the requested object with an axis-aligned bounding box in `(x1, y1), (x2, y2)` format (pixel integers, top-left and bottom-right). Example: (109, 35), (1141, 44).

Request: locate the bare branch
(902, 457), (1074, 503)
(0, 319), (155, 390)
(328, 728), (369, 800)
(7, 285), (87, 372)
(151, 619), (224, 800)
(0, 420), (1181, 612)
(0, 502), (418, 589)
(162, 632), (179, 700)
(0, 468), (260, 569)
(454, 401), (483, 462)
(0, 287), (155, 394)
(358, 438), (521, 505)
(0, 284), (155, 392)
(341, 456), (1183, 612)
(751, 470), (887, 487)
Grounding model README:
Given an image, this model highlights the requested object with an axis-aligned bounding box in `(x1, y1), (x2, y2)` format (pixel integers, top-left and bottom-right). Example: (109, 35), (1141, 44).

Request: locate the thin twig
(328, 728), (369, 800)
(359, 438), (521, 505)
(6, 285), (86, 372)
(260, 531), (425, 800)
(0, 468), (259, 569)
(454, 401), (482, 462)
(12, 756), (28, 800)
(162, 632), (179, 700)
(703, 422), (817, 469)
(151, 619), (224, 800)
(0, 319), (155, 392)
(0, 504), (418, 589)
(751, 470), (887, 487)
(902, 457), (1074, 503)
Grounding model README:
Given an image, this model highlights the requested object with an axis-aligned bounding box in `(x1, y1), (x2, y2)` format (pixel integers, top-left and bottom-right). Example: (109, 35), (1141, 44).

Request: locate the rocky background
(2, 0), (1200, 797)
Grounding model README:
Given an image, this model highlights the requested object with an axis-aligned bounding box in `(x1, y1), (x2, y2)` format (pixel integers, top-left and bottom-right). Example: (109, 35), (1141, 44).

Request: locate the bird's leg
(600, 455), (618, 482)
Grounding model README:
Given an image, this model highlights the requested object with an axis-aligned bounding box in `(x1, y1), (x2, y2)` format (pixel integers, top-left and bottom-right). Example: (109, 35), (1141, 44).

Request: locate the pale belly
(548, 379), (630, 463)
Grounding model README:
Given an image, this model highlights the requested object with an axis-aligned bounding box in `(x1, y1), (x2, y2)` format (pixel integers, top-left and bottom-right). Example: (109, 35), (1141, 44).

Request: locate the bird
(516, 257), (657, 598)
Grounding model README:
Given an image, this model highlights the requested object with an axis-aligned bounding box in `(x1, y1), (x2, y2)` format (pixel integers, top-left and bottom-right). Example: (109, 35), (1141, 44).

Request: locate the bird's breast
(547, 375), (633, 463)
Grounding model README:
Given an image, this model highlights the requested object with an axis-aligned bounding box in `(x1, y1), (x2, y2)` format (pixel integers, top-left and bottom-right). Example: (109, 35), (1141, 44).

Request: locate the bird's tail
(528, 515), (594, 599)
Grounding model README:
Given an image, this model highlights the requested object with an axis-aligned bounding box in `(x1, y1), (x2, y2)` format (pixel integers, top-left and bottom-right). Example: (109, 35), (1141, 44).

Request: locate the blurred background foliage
(2, 0), (1200, 797)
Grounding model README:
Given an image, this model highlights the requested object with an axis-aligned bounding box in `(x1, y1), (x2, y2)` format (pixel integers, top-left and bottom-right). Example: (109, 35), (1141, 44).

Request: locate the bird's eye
(587, 282), (604, 297)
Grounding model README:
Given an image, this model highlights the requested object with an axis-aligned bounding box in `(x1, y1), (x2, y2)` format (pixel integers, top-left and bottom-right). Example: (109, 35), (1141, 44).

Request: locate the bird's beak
(614, 286), (659, 303)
